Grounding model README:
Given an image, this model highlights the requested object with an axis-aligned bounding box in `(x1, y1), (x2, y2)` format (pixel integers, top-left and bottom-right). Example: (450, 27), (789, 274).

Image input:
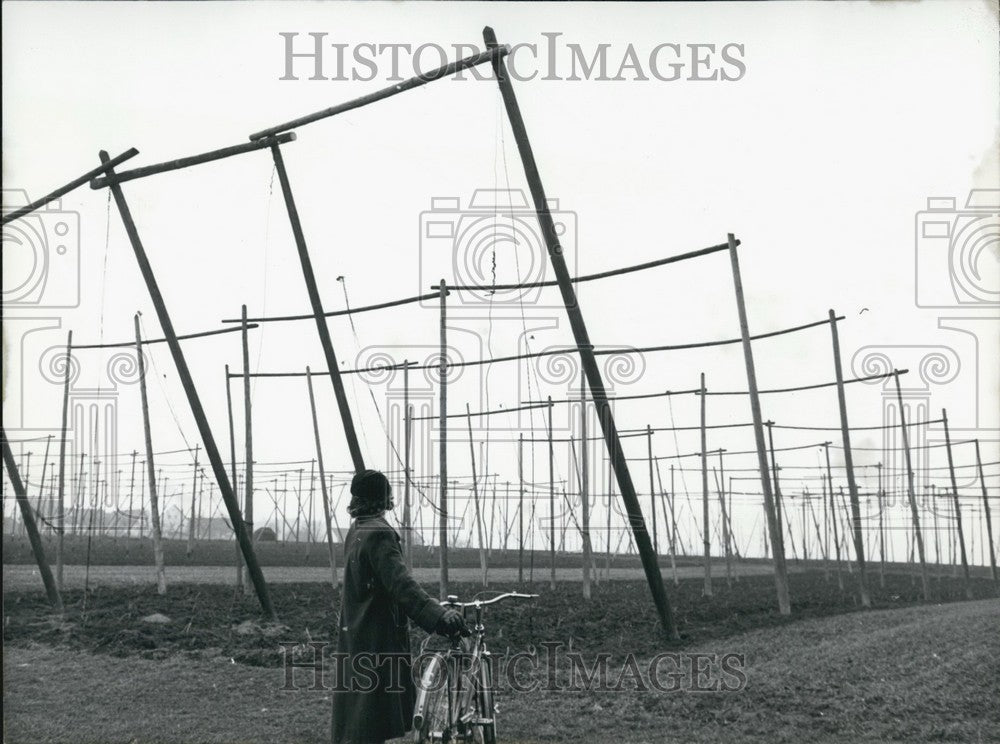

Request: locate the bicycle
(412, 592), (538, 743)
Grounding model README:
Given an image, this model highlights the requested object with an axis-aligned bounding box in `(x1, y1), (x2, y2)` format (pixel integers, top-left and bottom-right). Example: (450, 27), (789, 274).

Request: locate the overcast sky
(3, 1), (998, 556)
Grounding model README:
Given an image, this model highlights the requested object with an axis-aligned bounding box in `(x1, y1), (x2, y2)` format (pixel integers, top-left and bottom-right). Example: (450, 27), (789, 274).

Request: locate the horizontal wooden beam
(1, 148), (139, 225)
(90, 134), (295, 189)
(248, 45), (511, 140)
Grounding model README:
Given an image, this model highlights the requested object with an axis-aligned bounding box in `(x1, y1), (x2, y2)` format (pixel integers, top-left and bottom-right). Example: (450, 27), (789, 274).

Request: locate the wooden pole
(56, 330), (72, 589)
(647, 425), (658, 556)
(485, 25), (677, 639)
(466, 404), (488, 587)
(187, 444), (200, 557)
(403, 361), (412, 569)
(241, 306), (255, 544)
(877, 462), (886, 588)
(36, 436), (52, 534)
(765, 421), (789, 561)
(580, 379), (593, 599)
(654, 462), (678, 585)
(268, 144), (364, 475)
(893, 371), (931, 601)
(717, 451), (733, 587)
(2, 431), (63, 612)
(104, 150), (275, 620)
(829, 310), (871, 607)
(548, 397), (556, 591)
(974, 440), (998, 585)
(438, 280), (449, 598)
(727, 234), (790, 615)
(942, 409), (973, 599)
(225, 365), (244, 591)
(668, 464), (679, 584)
(700, 374), (712, 597)
(518, 433), (525, 584)
(823, 442), (845, 591)
(134, 316), (167, 595)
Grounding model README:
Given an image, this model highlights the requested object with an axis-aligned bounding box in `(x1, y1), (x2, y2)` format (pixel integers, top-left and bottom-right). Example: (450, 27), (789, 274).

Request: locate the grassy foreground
(4, 598), (998, 743)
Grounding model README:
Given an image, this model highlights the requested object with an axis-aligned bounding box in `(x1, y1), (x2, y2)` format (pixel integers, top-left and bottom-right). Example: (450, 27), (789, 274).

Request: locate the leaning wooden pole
(828, 310), (871, 607)
(134, 316), (167, 595)
(942, 409), (973, 600)
(646, 425), (658, 556)
(56, 330), (72, 590)
(727, 234), (791, 615)
(893, 370), (931, 601)
(974, 440), (998, 585)
(268, 145), (364, 476)
(103, 152), (275, 620)
(486, 25), (677, 639)
(2, 431), (63, 612)
(306, 368), (338, 590)
(438, 280), (450, 598)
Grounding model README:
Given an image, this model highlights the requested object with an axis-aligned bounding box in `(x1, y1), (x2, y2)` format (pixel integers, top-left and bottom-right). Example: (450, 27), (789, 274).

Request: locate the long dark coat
(331, 515), (444, 744)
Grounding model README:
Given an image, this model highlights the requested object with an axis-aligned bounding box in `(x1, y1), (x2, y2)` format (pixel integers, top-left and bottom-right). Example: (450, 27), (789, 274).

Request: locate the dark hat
(348, 469), (393, 518)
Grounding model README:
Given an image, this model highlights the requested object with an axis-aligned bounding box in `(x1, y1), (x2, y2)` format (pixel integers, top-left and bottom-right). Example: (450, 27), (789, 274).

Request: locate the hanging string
(251, 163), (277, 403)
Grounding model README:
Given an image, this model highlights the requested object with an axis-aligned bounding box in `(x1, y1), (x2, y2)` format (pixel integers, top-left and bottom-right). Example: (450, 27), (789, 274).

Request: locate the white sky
(2, 1), (998, 557)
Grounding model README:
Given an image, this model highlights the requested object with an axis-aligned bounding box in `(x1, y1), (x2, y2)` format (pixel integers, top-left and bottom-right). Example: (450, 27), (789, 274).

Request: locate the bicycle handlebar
(442, 592), (538, 609)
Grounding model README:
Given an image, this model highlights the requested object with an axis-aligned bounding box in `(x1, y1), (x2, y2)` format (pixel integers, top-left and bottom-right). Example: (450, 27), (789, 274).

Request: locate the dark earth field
(4, 568), (999, 743)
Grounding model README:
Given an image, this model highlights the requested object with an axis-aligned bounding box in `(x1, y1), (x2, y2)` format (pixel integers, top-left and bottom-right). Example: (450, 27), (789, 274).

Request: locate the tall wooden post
(547, 397), (556, 591)
(876, 462), (886, 587)
(466, 404), (489, 587)
(438, 280), (449, 598)
(225, 365), (244, 590)
(646, 425), (658, 555)
(668, 465), (679, 583)
(518, 433), (525, 584)
(580, 378), (593, 599)
(134, 316), (167, 595)
(187, 444), (200, 557)
(974, 440), (998, 585)
(403, 362), (413, 569)
(727, 234), (790, 615)
(485, 25), (677, 638)
(103, 153), (274, 619)
(823, 442), (845, 591)
(240, 305), (256, 545)
(717, 451), (732, 587)
(268, 145), (364, 475)
(942, 409), (973, 599)
(828, 310), (871, 607)
(56, 330), (72, 589)
(2, 432), (63, 612)
(893, 370), (930, 601)
(765, 421), (787, 558)
(699, 375), (712, 597)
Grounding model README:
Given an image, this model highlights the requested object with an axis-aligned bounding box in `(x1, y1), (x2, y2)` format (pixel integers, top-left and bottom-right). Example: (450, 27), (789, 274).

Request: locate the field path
(4, 598), (997, 743)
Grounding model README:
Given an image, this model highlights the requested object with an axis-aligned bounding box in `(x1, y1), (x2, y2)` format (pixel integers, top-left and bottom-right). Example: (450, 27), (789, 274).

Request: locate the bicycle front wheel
(413, 651), (451, 743)
(471, 656), (497, 744)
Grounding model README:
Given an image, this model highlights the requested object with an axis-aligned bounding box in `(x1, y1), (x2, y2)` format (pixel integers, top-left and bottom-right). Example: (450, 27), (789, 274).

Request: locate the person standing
(331, 469), (466, 744)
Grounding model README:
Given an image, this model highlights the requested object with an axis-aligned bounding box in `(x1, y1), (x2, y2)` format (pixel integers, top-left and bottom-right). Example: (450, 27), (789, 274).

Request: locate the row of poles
(2, 28), (996, 638)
